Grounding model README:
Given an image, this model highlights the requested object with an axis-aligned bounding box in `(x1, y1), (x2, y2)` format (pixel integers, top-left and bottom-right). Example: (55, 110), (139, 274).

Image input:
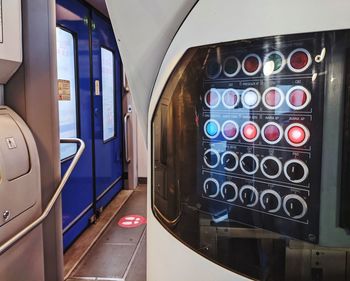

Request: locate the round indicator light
(261, 122), (283, 144)
(223, 56), (241, 77)
(286, 86), (311, 110)
(222, 88), (239, 109)
(241, 121), (260, 142)
(241, 88), (261, 109)
(288, 127), (305, 143)
(204, 88), (221, 108)
(242, 54), (262, 76)
(263, 51), (285, 75)
(262, 87), (284, 110)
(206, 60), (222, 79)
(287, 48), (312, 73)
(221, 120), (239, 140)
(204, 119), (220, 139)
(285, 123), (310, 147)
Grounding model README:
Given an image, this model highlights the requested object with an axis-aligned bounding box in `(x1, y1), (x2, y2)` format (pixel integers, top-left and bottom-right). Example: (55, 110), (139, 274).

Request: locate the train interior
(4, 1), (350, 281)
(1, 0), (148, 280)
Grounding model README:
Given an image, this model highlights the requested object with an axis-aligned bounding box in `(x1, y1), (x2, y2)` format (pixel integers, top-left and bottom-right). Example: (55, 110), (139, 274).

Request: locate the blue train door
(56, 0), (123, 250)
(91, 11), (124, 211)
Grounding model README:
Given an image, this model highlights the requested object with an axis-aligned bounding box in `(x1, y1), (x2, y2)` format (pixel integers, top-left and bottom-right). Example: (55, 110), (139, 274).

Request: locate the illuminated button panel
(199, 37), (324, 243)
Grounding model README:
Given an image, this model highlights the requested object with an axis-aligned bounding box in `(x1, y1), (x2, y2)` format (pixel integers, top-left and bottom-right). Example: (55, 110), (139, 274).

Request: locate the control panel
(199, 34), (325, 243)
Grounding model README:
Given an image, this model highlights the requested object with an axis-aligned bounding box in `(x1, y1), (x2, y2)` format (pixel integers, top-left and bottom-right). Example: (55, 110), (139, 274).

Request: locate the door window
(101, 47), (115, 142)
(56, 27), (78, 160)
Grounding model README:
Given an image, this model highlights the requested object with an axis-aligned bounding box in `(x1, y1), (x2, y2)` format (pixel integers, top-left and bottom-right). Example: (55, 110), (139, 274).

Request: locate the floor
(66, 185), (147, 281)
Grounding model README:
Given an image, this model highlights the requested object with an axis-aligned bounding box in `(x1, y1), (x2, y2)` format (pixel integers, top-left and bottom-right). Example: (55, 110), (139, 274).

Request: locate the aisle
(67, 185), (146, 281)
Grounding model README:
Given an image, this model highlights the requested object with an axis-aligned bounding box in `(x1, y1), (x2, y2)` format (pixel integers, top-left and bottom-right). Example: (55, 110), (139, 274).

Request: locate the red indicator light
(223, 121), (238, 140)
(288, 126), (306, 144)
(285, 123), (310, 147)
(264, 124), (280, 142)
(263, 87), (284, 110)
(243, 124), (258, 140)
(223, 90), (238, 107)
(206, 91), (218, 106)
(204, 89), (220, 108)
(265, 89), (281, 107)
(244, 56), (259, 73)
(290, 51), (309, 70)
(289, 89), (307, 107)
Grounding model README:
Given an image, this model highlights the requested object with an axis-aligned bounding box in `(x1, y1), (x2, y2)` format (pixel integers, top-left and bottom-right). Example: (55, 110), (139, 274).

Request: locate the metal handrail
(0, 138), (85, 255)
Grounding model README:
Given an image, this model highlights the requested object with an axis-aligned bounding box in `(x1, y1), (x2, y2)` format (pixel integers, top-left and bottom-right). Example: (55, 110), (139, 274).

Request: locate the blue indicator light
(206, 122), (218, 136)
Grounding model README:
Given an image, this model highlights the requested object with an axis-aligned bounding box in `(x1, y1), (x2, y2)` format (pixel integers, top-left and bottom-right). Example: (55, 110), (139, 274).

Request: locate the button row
(206, 48), (312, 79)
(203, 178), (307, 219)
(204, 86), (311, 110)
(204, 120), (310, 147)
(204, 150), (308, 183)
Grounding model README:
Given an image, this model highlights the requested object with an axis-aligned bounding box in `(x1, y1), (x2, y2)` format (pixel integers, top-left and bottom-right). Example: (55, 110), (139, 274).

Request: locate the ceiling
(84, 0), (109, 17)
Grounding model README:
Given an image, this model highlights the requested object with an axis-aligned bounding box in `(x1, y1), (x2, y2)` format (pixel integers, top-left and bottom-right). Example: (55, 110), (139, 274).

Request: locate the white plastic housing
(0, 0), (22, 84)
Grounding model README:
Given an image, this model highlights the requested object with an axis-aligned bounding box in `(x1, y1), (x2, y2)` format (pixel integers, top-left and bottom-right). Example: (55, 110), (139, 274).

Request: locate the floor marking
(118, 215), (147, 228)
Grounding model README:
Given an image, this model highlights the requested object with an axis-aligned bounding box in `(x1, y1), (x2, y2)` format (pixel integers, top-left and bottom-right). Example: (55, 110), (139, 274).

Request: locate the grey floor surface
(67, 185), (146, 281)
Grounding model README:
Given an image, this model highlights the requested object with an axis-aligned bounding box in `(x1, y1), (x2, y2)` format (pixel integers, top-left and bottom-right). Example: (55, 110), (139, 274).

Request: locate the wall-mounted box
(0, 0), (22, 84)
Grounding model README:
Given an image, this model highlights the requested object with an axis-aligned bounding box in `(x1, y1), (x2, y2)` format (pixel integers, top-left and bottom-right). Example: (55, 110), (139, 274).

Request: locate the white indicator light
(244, 91), (258, 106)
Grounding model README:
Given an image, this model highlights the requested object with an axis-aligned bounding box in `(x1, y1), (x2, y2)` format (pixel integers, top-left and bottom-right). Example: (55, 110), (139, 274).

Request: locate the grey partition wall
(5, 0), (63, 280)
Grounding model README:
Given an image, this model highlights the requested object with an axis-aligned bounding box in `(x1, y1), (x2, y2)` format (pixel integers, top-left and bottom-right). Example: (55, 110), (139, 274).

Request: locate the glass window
(152, 30), (350, 280)
(101, 47), (115, 141)
(56, 27), (78, 160)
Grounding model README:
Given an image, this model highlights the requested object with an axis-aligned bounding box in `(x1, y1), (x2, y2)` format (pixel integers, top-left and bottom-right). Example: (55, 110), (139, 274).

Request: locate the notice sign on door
(58, 79), (71, 101)
(0, 0), (3, 43)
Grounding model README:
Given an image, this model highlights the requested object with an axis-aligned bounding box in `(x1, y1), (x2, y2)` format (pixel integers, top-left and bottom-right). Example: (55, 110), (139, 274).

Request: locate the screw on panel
(89, 214), (97, 224)
(3, 210), (10, 221)
(83, 16), (89, 26)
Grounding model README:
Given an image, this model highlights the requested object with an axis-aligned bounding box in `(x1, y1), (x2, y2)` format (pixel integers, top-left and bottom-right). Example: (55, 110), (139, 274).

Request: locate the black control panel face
(200, 36), (325, 243)
(152, 31), (346, 279)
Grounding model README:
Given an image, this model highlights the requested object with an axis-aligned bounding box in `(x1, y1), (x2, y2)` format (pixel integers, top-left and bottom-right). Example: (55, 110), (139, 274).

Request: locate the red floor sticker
(118, 215), (147, 228)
